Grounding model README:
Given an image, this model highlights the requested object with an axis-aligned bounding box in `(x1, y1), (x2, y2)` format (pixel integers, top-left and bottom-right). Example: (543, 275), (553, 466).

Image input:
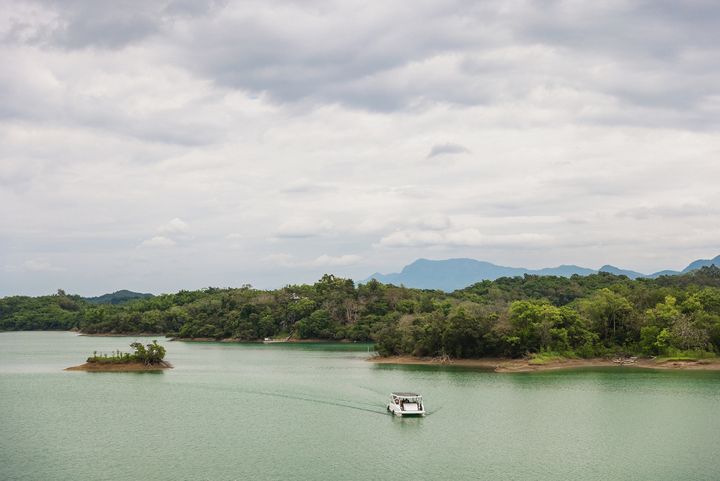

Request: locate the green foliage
(86, 349), (134, 364)
(296, 309), (333, 339)
(87, 341), (166, 365)
(580, 288), (633, 345)
(655, 348), (716, 362)
(5, 266), (720, 359)
(0, 291), (81, 331)
(639, 326), (663, 355)
(528, 351), (577, 365)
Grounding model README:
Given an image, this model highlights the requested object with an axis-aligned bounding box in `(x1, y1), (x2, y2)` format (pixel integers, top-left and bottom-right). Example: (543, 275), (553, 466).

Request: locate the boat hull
(387, 404), (425, 416)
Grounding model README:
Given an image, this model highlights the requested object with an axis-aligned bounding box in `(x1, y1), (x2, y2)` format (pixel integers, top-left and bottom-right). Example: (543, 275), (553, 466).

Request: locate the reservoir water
(1, 332), (719, 481)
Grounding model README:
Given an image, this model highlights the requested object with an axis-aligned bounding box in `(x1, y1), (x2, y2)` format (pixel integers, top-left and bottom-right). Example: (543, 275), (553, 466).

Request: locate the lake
(1, 332), (719, 481)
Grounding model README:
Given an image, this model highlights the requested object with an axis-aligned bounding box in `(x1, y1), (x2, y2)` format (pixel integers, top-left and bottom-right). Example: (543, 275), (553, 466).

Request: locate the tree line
(2, 267), (720, 359)
(86, 341), (166, 365)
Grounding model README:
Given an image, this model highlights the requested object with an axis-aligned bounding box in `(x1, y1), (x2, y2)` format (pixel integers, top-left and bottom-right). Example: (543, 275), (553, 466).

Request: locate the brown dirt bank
(168, 337), (262, 343)
(369, 356), (720, 373)
(65, 361), (173, 372)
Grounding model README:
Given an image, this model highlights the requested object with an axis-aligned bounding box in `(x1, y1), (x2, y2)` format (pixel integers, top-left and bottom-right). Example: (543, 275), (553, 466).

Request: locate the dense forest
(2, 267), (720, 360)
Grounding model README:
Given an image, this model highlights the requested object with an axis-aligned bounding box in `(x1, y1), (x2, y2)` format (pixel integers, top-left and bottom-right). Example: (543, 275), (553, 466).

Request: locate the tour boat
(387, 392), (425, 417)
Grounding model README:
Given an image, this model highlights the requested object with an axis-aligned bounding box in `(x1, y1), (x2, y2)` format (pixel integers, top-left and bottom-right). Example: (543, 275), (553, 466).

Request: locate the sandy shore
(369, 356), (720, 372)
(65, 361), (173, 372)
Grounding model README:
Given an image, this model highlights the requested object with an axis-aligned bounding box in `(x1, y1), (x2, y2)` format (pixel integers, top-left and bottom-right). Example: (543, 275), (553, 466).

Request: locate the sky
(1, 0), (719, 296)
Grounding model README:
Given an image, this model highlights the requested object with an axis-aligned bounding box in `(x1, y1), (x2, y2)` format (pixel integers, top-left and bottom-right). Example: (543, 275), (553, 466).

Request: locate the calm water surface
(1, 332), (719, 481)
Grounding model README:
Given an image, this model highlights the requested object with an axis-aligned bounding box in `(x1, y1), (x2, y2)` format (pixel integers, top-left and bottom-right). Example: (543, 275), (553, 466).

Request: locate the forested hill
(83, 290), (154, 305)
(1, 267), (720, 359)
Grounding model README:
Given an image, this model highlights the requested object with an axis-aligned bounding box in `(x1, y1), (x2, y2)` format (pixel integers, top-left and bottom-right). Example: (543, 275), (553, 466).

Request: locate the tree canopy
(3, 266), (720, 359)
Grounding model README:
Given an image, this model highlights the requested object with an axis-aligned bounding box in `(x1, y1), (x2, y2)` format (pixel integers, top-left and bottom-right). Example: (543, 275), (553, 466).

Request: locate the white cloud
(379, 229), (554, 248)
(617, 202), (717, 220)
(158, 217), (189, 234)
(24, 258), (63, 272)
(263, 253), (295, 267)
(264, 253), (361, 268)
(139, 236), (176, 248)
(311, 254), (362, 267)
(274, 218), (334, 239)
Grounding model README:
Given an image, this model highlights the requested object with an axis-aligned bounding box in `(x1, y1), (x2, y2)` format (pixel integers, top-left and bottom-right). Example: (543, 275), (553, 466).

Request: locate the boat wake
(244, 388), (388, 416)
(188, 382), (435, 416)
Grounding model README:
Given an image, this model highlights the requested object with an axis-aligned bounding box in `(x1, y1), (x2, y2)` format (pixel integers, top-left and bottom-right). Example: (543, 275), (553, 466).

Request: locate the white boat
(387, 392), (425, 417)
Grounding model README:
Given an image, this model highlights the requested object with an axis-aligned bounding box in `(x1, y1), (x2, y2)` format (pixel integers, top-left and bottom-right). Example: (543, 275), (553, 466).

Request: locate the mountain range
(365, 254), (720, 292)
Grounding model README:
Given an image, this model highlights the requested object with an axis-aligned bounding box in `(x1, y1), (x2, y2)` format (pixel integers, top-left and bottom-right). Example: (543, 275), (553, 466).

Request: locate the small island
(65, 340), (172, 372)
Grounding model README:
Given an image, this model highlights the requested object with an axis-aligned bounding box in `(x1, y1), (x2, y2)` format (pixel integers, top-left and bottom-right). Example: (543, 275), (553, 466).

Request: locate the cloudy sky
(1, 0), (719, 296)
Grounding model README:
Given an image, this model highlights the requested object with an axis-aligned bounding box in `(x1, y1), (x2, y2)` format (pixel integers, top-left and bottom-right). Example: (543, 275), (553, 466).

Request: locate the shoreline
(369, 356), (720, 372)
(65, 361), (173, 372)
(169, 337), (360, 344)
(78, 332), (166, 337)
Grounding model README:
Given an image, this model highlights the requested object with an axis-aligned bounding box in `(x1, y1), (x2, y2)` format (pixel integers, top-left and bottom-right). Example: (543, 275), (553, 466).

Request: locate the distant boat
(387, 392), (425, 417)
(263, 336), (292, 344)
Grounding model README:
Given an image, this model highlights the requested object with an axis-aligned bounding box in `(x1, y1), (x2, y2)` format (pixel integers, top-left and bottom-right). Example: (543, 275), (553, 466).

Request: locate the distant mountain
(366, 258), (600, 292)
(84, 290), (154, 305)
(367, 259), (524, 291)
(682, 254), (720, 273)
(598, 265), (645, 279)
(365, 254), (720, 291)
(534, 265), (596, 277)
(646, 270), (681, 278)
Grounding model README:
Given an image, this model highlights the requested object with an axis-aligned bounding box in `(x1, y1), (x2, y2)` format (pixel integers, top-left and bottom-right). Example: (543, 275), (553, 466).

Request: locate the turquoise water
(1, 332), (719, 481)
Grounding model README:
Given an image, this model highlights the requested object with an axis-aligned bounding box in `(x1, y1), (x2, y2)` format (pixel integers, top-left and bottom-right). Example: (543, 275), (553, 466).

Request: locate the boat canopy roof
(391, 392), (421, 397)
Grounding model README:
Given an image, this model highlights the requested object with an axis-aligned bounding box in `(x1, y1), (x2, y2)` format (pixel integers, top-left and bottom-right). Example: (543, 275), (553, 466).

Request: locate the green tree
(130, 340), (166, 365)
(582, 289), (633, 344)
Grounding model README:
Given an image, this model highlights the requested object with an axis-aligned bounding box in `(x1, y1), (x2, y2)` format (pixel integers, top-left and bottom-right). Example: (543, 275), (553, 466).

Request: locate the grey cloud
(144, 1), (505, 110)
(2, 1), (159, 49)
(427, 143), (470, 158)
(516, 1), (720, 114)
(4, 0), (720, 128)
(54, 13), (159, 50)
(521, 1), (720, 58)
(163, 0), (720, 126)
(3, 0), (720, 295)
(0, 53), (226, 146)
(163, 0), (227, 17)
(4, 0), (223, 49)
